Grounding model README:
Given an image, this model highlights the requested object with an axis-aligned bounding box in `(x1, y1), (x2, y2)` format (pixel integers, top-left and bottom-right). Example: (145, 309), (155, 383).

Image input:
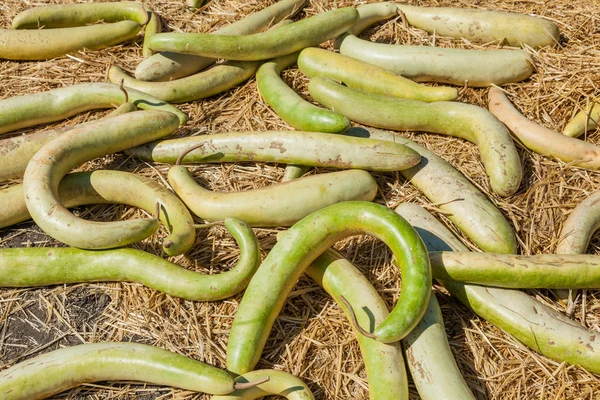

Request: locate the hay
(1, 0), (600, 399)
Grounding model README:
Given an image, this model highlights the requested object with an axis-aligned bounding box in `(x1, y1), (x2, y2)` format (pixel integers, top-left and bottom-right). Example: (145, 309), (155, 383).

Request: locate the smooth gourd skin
(396, 203), (600, 377)
(306, 250), (409, 400)
(489, 87), (600, 171)
(226, 201), (431, 374)
(563, 98), (600, 138)
(0, 103), (137, 183)
(143, 11), (162, 57)
(0, 21), (141, 61)
(298, 47), (458, 102)
(0, 170), (196, 256)
(213, 370), (315, 400)
(135, 0), (307, 81)
(347, 2), (399, 36)
(0, 342), (236, 400)
(396, 4), (560, 48)
(168, 168), (378, 226)
(23, 110), (179, 250)
(13, 0), (157, 59)
(400, 292), (475, 400)
(310, 77), (522, 197)
(338, 34), (534, 87)
(392, 204), (482, 400)
(113, 20), (294, 102)
(345, 127), (517, 254)
(556, 190), (600, 254)
(0, 82), (187, 136)
(128, 130), (421, 172)
(110, 61), (259, 103)
(12, 2), (149, 28)
(257, 52), (350, 132)
(147, 7), (359, 61)
(0, 217), (260, 302)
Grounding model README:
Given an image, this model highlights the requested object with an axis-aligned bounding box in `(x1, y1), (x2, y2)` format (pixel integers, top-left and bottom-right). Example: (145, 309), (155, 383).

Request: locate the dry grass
(1, 0), (600, 399)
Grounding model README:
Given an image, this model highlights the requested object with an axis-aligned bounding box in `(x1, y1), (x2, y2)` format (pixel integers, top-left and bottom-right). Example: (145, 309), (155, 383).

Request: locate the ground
(1, 0), (600, 399)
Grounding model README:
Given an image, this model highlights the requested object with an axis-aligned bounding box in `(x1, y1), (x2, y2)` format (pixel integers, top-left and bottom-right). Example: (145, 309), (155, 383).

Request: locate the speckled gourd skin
(147, 7), (359, 61)
(401, 291), (476, 400)
(396, 203), (600, 376)
(306, 249), (409, 400)
(0, 217), (260, 301)
(226, 201), (432, 374)
(310, 77), (522, 197)
(396, 4), (560, 48)
(453, 284), (600, 375)
(389, 207), (476, 398)
(0, 342), (236, 400)
(168, 168), (378, 226)
(127, 130), (421, 172)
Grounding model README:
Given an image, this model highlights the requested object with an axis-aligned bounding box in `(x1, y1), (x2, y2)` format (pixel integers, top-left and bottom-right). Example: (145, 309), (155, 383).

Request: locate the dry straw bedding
(0, 0), (599, 399)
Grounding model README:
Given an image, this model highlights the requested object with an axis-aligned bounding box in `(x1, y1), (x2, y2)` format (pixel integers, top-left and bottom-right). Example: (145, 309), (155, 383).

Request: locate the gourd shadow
(345, 126), (431, 169)
(362, 306), (377, 332)
(412, 288), (489, 400)
(408, 226), (489, 399)
(131, 99), (169, 109)
(232, 372), (308, 397)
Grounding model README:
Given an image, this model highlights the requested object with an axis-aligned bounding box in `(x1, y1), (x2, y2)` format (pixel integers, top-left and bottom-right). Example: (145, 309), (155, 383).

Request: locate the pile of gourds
(1, 1), (599, 399)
